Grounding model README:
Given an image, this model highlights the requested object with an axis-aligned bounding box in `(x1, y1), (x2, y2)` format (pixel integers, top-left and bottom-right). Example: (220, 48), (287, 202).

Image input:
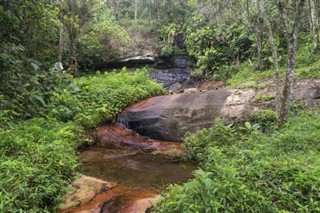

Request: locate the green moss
(254, 94), (274, 103)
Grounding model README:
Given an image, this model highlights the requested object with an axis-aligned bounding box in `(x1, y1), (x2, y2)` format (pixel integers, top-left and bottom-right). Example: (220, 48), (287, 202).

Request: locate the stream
(61, 62), (197, 212)
(62, 124), (196, 213)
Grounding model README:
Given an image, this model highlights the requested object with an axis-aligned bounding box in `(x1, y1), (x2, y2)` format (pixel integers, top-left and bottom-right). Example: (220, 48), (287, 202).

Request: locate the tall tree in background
(64, 0), (81, 75)
(61, 0), (129, 73)
(58, 0), (65, 64)
(240, 0), (267, 70)
(134, 0), (138, 20)
(257, 0), (306, 121)
(258, 0), (281, 114)
(278, 0), (306, 121)
(308, 0), (319, 52)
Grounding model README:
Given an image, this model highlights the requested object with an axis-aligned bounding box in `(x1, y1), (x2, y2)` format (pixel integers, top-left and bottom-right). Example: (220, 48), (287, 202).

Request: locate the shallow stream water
(66, 125), (196, 213)
(81, 147), (195, 189)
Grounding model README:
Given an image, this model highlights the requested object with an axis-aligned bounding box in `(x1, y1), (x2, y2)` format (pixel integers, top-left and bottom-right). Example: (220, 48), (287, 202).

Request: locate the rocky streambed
(59, 125), (195, 213)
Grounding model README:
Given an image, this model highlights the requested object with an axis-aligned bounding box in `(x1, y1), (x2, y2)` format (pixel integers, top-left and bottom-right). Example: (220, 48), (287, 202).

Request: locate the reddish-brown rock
(59, 175), (116, 212)
(95, 124), (183, 156)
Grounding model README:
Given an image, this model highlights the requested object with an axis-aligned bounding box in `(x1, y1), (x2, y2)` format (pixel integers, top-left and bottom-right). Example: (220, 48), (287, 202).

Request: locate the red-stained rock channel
(59, 124), (195, 213)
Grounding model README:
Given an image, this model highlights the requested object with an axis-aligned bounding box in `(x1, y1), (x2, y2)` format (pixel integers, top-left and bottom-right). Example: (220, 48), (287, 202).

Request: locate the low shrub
(0, 118), (83, 212)
(154, 111), (320, 212)
(0, 68), (163, 212)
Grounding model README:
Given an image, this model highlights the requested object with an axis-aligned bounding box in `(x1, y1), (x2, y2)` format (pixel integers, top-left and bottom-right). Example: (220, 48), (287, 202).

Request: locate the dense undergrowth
(154, 110), (320, 212)
(0, 69), (163, 212)
(227, 49), (320, 86)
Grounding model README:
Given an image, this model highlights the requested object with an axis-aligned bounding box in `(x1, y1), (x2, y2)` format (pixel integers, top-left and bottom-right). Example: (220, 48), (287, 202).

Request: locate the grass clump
(254, 94), (275, 103)
(154, 110), (320, 212)
(0, 68), (163, 212)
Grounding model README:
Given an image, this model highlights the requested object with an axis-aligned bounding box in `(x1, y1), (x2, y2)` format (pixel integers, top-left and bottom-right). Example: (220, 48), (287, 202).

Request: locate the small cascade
(149, 68), (190, 86)
(116, 116), (129, 129)
(149, 68), (197, 92)
(149, 56), (197, 92)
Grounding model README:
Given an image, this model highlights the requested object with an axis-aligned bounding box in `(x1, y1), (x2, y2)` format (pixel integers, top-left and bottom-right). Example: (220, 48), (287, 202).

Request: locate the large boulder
(117, 79), (320, 141)
(291, 79), (320, 108)
(117, 89), (256, 141)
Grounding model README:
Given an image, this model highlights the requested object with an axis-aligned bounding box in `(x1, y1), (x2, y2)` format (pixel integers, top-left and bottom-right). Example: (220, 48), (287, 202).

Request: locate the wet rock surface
(95, 124), (183, 156)
(148, 55), (194, 92)
(61, 79), (319, 213)
(291, 79), (320, 108)
(59, 175), (116, 212)
(118, 79), (320, 141)
(105, 56), (155, 68)
(149, 68), (196, 92)
(170, 56), (193, 68)
(117, 89), (241, 141)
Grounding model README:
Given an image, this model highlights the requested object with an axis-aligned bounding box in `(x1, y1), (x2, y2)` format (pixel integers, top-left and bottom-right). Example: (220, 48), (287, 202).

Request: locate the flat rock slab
(95, 124), (183, 156)
(59, 175), (117, 212)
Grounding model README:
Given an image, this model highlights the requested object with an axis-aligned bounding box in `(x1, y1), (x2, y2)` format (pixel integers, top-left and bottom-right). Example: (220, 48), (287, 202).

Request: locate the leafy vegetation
(51, 69), (163, 128)
(0, 119), (83, 212)
(185, 18), (253, 79)
(0, 69), (163, 212)
(228, 50), (320, 87)
(154, 111), (320, 212)
(1, 0), (320, 212)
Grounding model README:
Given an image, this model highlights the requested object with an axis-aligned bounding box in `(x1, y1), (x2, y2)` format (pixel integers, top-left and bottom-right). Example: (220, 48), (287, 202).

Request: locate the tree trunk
(134, 0), (138, 20)
(58, 0), (65, 64)
(242, 0), (265, 70)
(148, 1), (152, 22)
(68, 30), (79, 76)
(309, 0), (319, 51)
(64, 0), (79, 76)
(258, 0), (281, 114)
(58, 24), (65, 63)
(253, 1), (265, 70)
(279, 0), (305, 122)
(254, 26), (265, 70)
(157, 0), (161, 20)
